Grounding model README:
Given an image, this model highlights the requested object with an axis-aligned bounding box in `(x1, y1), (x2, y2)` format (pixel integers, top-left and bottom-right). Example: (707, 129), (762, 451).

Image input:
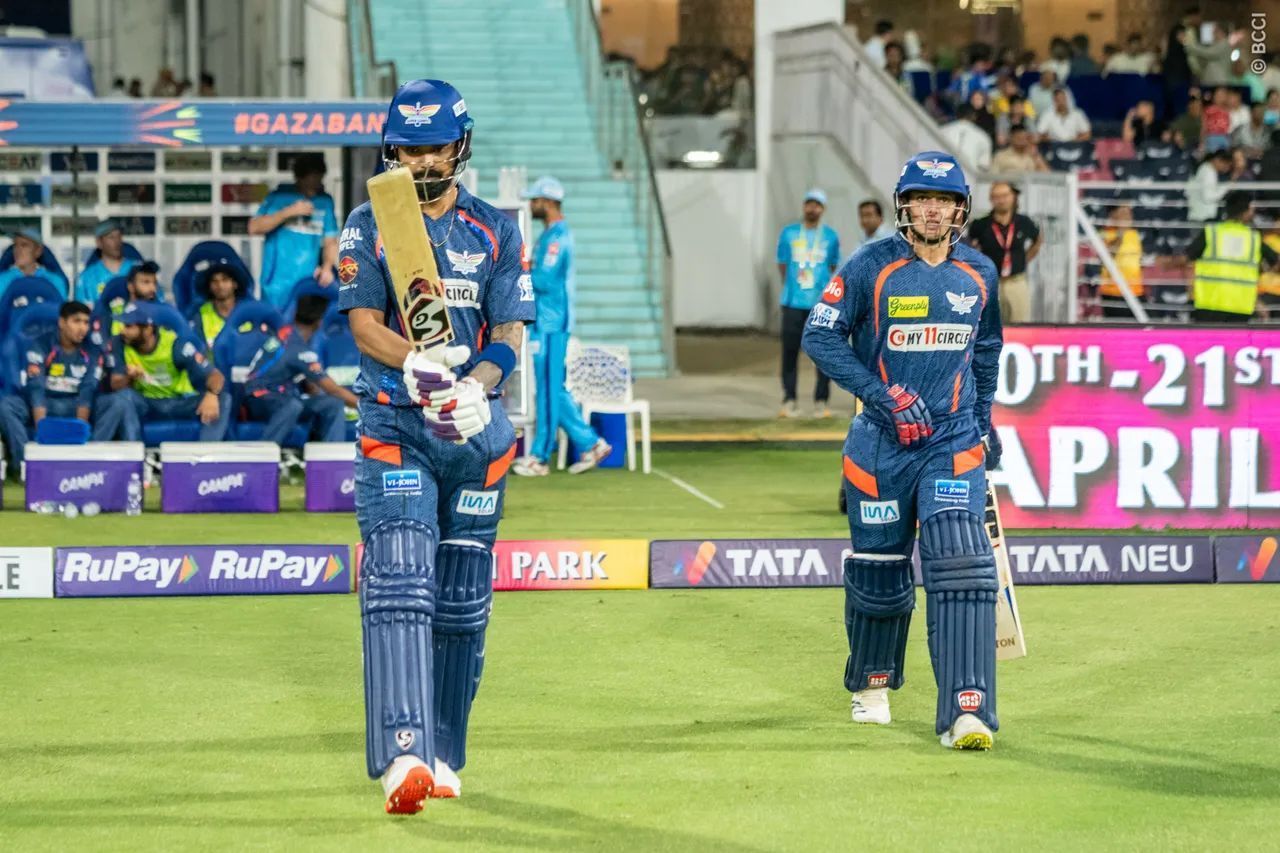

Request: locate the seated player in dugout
(0, 301), (122, 469)
(802, 151), (1004, 751)
(249, 153), (340, 309)
(191, 257), (253, 350)
(75, 219), (138, 306)
(102, 260), (162, 337)
(98, 301), (232, 442)
(0, 227), (69, 300)
(240, 294), (358, 444)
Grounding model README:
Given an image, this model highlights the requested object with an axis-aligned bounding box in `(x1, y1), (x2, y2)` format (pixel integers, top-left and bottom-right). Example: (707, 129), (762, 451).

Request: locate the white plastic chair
(555, 340), (651, 474)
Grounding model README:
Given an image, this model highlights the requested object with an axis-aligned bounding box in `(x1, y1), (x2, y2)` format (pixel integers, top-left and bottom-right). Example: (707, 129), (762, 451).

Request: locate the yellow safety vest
(199, 301), (227, 348)
(123, 327), (195, 399)
(1193, 222), (1261, 315)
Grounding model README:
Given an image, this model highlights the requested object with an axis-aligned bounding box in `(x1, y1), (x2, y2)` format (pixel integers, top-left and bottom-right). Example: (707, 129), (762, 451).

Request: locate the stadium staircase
(361, 0), (672, 376)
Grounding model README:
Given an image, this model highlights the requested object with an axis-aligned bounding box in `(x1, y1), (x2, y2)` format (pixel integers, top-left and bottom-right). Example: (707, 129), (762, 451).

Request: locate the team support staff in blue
(0, 228), (69, 300)
(777, 188), (841, 418)
(75, 219), (138, 305)
(249, 153), (340, 308)
(511, 176), (611, 478)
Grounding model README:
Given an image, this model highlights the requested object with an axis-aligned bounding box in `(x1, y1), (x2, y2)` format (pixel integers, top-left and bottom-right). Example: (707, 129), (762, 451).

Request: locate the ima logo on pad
(957, 690), (983, 713)
(867, 673), (890, 688)
(398, 102), (440, 127)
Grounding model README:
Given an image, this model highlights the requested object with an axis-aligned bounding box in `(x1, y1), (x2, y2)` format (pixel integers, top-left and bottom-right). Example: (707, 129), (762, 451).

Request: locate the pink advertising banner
(990, 326), (1280, 529)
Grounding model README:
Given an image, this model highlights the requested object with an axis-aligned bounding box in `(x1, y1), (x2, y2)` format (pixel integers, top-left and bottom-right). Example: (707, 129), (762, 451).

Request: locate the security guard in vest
(1188, 191), (1279, 323)
(99, 301), (232, 442)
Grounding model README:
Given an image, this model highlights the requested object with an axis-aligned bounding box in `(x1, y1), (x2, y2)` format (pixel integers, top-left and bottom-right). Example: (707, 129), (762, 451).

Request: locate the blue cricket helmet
(381, 79), (474, 202)
(893, 150), (971, 245)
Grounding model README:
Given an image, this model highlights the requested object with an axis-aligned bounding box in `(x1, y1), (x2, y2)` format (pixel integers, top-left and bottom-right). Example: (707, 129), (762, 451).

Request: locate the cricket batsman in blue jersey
(339, 79), (534, 813)
(802, 151), (1005, 750)
(511, 175), (611, 477)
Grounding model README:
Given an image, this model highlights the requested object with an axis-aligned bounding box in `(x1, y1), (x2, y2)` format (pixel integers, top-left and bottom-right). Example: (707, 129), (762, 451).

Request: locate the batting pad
(433, 539), (493, 771)
(361, 518), (437, 778)
(919, 509), (999, 735)
(843, 554), (915, 692)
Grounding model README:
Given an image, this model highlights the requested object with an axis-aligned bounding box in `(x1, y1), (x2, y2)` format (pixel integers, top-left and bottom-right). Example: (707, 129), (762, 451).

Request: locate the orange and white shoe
(430, 760), (461, 799)
(568, 439), (612, 474)
(381, 755), (434, 815)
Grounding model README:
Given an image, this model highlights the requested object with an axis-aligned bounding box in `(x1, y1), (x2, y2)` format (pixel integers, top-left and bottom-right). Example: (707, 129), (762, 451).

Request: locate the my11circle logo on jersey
(887, 323), (972, 351)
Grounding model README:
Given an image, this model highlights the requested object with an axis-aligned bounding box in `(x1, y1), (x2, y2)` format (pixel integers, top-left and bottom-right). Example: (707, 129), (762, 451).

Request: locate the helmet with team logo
(381, 79), (474, 202)
(893, 150), (971, 245)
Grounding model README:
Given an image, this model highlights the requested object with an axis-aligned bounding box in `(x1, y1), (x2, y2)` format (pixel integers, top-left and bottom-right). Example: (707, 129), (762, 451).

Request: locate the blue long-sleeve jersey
(802, 233), (1003, 433)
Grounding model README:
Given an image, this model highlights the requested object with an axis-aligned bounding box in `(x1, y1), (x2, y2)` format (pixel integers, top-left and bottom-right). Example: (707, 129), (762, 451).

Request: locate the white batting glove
(402, 345), (471, 407)
(423, 377), (491, 441)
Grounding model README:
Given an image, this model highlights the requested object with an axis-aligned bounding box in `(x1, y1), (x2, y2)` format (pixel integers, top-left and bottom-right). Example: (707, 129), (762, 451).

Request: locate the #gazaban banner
(991, 327), (1280, 529)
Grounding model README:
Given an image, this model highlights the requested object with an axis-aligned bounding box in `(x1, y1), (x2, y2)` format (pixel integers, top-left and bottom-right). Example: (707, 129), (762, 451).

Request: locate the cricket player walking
(339, 79), (534, 813)
(802, 151), (1004, 750)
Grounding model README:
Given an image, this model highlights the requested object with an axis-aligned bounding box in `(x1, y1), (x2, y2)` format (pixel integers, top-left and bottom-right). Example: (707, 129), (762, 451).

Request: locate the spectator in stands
(1097, 204), (1145, 319)
(75, 219), (137, 305)
(1028, 68), (1071, 119)
(1164, 7), (1201, 103)
(240, 295), (356, 444)
(775, 188), (840, 418)
(109, 77), (126, 97)
(1187, 190), (1278, 322)
(992, 125), (1049, 173)
(941, 104), (993, 171)
(1100, 44), (1120, 70)
(948, 44), (994, 106)
(1123, 100), (1170, 147)
(854, 199), (895, 248)
(1229, 148), (1253, 182)
(995, 95), (1034, 147)
(1036, 88), (1091, 142)
(1068, 34), (1099, 76)
(0, 302), (114, 470)
(1187, 148), (1233, 221)
(191, 261), (248, 350)
(968, 89), (997, 145)
(1181, 23), (1235, 87)
(199, 72), (216, 97)
(249, 153), (339, 308)
(1041, 37), (1072, 81)
(126, 78), (143, 98)
(1226, 89), (1250, 134)
(883, 42), (913, 98)
(150, 68), (181, 97)
(991, 76), (1034, 124)
(968, 182), (1042, 322)
(1170, 88), (1204, 151)
(993, 47), (1020, 79)
(1105, 33), (1156, 76)
(901, 30), (933, 74)
(1265, 89), (1280, 127)
(0, 228), (68, 300)
(1202, 87), (1232, 152)
(1260, 129), (1280, 184)
(101, 301), (231, 441)
(863, 20), (895, 69)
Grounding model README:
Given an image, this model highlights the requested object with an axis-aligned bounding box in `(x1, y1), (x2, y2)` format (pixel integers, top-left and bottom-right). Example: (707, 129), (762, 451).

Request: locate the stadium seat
(0, 277), (63, 340)
(172, 241), (254, 313)
(319, 305), (360, 441)
(1093, 138), (1134, 169)
(556, 340), (651, 474)
(1146, 156), (1192, 180)
(83, 241), (143, 266)
(90, 275), (131, 341)
(281, 275), (340, 323)
(1041, 141), (1097, 172)
(1137, 140), (1180, 160)
(208, 301), (306, 447)
(0, 243), (68, 283)
(0, 302), (60, 396)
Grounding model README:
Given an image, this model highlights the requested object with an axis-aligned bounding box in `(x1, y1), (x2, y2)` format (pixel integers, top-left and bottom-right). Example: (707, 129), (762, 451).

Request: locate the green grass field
(2, 446), (1279, 851)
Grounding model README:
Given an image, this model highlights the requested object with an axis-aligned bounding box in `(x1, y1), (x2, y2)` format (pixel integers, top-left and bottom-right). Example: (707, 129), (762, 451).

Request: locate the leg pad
(843, 554), (915, 691)
(432, 540), (493, 771)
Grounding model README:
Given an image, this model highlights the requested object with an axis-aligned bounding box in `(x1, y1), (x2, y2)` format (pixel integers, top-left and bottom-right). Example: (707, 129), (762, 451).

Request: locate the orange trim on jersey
(376, 390), (391, 405)
(361, 436), (402, 466)
(458, 211), (499, 260)
(843, 455), (878, 498)
(878, 357), (889, 383)
(873, 258), (911, 337)
(953, 444), (984, 477)
(950, 371), (963, 412)
(951, 259), (988, 307)
(485, 443), (517, 486)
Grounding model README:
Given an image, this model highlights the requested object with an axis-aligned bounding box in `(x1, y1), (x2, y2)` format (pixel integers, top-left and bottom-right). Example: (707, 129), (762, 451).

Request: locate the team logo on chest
(946, 291), (978, 315)
(447, 248), (485, 275)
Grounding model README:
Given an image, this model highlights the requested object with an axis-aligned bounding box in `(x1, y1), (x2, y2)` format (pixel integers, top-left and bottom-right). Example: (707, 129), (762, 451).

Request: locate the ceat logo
(398, 102), (440, 127)
(867, 673), (889, 688)
(338, 255), (359, 284)
(957, 690), (983, 712)
(822, 276), (845, 304)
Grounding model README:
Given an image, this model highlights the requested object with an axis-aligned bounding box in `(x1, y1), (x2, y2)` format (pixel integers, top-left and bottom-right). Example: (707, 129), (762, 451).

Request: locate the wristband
(473, 342), (517, 385)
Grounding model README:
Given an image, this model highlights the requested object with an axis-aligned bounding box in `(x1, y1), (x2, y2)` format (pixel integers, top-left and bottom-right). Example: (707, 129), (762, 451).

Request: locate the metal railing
(347, 0), (398, 99)
(566, 0), (674, 372)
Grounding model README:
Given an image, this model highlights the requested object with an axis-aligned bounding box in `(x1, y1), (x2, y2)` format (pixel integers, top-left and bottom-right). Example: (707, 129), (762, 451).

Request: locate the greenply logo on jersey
(888, 296), (929, 317)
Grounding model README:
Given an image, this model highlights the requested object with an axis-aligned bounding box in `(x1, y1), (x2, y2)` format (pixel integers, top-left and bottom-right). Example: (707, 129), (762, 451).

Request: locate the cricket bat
(366, 168), (454, 355)
(985, 482), (1027, 661)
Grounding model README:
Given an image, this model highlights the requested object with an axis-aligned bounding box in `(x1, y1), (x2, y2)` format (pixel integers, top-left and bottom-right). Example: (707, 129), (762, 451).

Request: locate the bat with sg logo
(365, 167), (454, 354)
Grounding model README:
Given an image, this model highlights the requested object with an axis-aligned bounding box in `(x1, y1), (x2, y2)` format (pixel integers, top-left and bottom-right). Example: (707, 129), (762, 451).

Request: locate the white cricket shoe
(381, 755), (434, 815)
(779, 400), (800, 419)
(940, 713), (994, 750)
(511, 456), (550, 477)
(850, 688), (891, 724)
(431, 760), (461, 799)
(568, 439), (612, 474)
